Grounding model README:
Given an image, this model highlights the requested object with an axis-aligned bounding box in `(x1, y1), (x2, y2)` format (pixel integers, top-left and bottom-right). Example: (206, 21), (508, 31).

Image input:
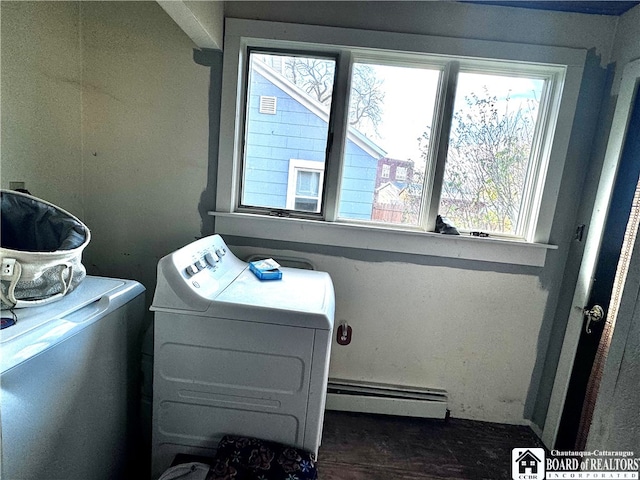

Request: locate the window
(439, 72), (545, 236)
(215, 20), (585, 265)
(286, 159), (325, 212)
(241, 51), (335, 213)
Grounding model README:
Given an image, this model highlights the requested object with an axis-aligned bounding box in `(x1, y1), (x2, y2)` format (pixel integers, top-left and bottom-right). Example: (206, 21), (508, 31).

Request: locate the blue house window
(286, 159), (325, 213)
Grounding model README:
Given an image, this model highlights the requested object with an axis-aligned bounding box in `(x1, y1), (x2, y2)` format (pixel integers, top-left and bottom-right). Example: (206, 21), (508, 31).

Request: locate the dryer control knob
(204, 252), (219, 266)
(215, 247), (227, 258)
(185, 264), (199, 276)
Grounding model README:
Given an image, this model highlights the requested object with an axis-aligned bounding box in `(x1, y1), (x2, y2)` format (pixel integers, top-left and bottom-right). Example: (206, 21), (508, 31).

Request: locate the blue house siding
(243, 70), (378, 219)
(339, 143), (377, 218)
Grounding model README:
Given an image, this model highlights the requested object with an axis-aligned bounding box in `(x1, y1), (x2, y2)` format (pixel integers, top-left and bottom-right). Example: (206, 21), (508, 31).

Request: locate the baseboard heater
(326, 379), (448, 419)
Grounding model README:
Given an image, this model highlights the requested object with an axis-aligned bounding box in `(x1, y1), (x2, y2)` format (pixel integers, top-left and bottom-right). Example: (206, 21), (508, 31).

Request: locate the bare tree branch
(417, 87), (538, 233)
(282, 58), (385, 132)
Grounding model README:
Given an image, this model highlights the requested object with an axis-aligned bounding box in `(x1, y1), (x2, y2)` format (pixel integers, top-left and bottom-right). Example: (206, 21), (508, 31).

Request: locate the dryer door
(152, 311), (316, 478)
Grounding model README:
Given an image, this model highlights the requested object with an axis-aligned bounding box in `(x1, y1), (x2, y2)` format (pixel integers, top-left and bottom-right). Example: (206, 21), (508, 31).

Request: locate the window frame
(439, 66), (554, 239)
(286, 159), (326, 213)
(213, 18), (586, 266)
(395, 166), (407, 182)
(239, 48), (338, 219)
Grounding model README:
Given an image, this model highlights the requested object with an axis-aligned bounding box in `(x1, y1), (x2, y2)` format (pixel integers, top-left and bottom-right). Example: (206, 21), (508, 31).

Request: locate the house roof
(375, 181), (406, 205)
(252, 59), (387, 160)
(516, 450), (541, 463)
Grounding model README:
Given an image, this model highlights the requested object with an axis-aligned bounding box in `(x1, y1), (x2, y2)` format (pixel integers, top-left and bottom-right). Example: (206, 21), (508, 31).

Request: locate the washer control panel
(165, 235), (247, 301)
(183, 244), (227, 278)
(152, 235), (248, 311)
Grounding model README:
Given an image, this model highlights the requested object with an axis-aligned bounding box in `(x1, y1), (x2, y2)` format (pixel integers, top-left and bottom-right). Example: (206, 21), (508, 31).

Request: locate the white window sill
(209, 212), (557, 267)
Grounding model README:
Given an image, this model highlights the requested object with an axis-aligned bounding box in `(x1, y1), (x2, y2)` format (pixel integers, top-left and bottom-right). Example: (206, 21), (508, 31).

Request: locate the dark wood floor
(317, 411), (544, 480)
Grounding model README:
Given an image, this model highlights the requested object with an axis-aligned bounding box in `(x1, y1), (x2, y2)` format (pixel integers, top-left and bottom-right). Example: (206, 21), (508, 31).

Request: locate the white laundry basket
(0, 189), (90, 309)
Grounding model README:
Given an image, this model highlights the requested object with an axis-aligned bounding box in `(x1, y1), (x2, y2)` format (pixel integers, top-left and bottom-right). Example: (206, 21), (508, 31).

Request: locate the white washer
(0, 276), (146, 480)
(150, 235), (334, 478)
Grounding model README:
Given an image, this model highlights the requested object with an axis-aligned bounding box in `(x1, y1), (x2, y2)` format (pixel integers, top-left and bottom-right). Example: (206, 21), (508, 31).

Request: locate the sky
(356, 64), (544, 170)
(363, 64), (439, 165)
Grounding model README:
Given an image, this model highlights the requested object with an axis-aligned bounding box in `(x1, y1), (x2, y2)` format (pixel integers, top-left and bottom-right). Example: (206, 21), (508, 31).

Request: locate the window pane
(295, 198), (319, 211)
(296, 170), (320, 196)
(241, 52), (335, 212)
(338, 62), (440, 226)
(439, 72), (545, 235)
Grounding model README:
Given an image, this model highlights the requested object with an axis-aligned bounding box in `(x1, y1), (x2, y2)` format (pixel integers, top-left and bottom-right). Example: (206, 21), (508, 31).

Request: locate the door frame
(542, 58), (640, 448)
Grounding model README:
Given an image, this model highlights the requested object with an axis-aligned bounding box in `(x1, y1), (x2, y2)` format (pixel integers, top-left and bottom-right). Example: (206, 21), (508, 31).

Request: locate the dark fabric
(0, 191), (88, 252)
(435, 214), (460, 235)
(211, 436), (318, 480)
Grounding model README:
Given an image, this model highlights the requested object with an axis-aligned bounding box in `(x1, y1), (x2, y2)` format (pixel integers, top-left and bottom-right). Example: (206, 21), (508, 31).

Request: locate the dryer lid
(213, 267), (335, 330)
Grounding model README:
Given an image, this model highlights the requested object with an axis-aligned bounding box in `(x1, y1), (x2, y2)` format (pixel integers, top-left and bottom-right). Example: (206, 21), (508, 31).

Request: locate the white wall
(232, 245), (547, 423)
(2, 1), (210, 298)
(78, 1), (210, 295)
(1, 2), (84, 216)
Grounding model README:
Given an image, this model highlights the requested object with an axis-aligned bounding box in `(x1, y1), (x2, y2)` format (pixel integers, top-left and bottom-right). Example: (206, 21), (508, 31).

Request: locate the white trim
(209, 211), (556, 267)
(225, 18), (585, 67)
(286, 159), (325, 213)
(542, 58), (640, 448)
(425, 61), (459, 232)
(157, 1), (222, 49)
(324, 52), (353, 223)
(395, 166), (407, 182)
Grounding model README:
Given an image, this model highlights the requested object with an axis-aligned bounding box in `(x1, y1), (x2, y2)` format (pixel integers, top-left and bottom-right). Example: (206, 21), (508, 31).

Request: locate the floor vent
(326, 379), (448, 419)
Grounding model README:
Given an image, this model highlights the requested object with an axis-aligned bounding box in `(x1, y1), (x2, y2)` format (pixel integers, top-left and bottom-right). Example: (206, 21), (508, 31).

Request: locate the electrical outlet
(2, 259), (16, 277)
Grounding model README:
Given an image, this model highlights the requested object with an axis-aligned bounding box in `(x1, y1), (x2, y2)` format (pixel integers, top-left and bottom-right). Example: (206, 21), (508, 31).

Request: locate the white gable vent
(259, 95), (277, 114)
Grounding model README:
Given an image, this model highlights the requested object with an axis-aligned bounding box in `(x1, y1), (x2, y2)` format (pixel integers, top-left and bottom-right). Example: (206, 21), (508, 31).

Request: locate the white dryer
(150, 234), (334, 478)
